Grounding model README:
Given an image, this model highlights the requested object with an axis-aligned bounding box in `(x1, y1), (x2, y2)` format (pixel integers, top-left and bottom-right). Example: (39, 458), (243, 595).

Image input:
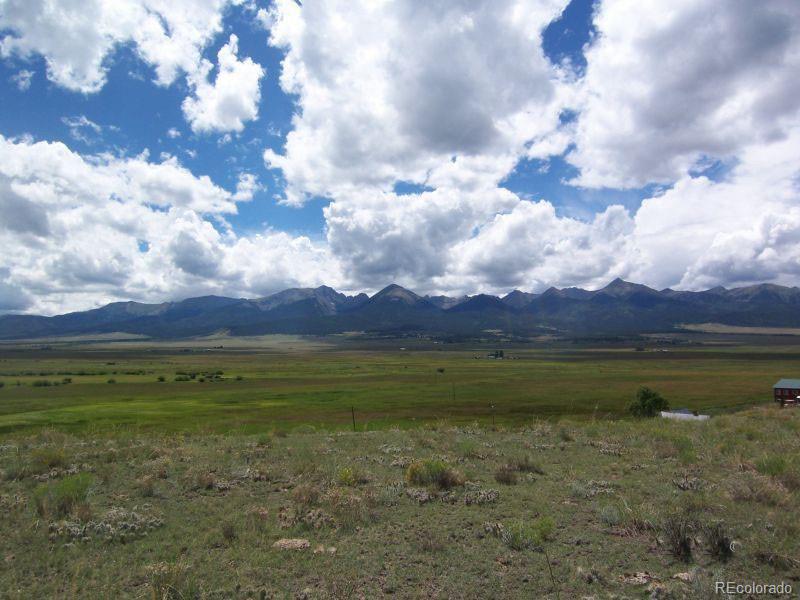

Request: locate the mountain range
(1, 279), (800, 340)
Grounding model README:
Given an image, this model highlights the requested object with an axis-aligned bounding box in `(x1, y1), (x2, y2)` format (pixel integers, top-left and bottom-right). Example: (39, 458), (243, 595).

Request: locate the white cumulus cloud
(183, 34), (265, 134)
(262, 0), (572, 205)
(569, 0), (800, 188)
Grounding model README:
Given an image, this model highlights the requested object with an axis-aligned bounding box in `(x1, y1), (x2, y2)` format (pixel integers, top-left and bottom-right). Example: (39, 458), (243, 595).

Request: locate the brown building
(774, 379), (800, 406)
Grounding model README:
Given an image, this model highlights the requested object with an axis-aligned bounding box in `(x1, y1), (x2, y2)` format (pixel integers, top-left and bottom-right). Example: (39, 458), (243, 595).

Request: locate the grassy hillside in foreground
(1, 407), (798, 598)
(0, 345), (793, 433)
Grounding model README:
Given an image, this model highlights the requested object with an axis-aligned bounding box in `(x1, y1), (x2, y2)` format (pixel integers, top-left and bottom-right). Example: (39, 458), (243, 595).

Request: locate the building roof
(774, 379), (800, 389)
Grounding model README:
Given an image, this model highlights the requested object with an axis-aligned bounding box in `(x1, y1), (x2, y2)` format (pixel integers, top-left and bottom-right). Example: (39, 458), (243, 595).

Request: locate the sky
(1, 0), (799, 315)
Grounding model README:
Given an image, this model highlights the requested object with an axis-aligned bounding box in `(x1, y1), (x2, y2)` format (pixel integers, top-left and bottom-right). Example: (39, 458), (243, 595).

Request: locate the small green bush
(107, 378), (116, 384)
(157, 376), (166, 382)
(629, 386), (669, 418)
(32, 380), (53, 387)
(32, 473), (93, 519)
(174, 375), (191, 382)
(405, 459), (464, 490)
(0, 380), (6, 389)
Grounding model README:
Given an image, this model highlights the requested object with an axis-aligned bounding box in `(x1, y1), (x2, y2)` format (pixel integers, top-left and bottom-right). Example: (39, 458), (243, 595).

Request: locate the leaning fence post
(351, 406), (356, 432)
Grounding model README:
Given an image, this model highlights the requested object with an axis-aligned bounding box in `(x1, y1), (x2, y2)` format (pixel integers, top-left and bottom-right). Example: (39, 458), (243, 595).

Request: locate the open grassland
(0, 342), (794, 433)
(1, 407), (799, 598)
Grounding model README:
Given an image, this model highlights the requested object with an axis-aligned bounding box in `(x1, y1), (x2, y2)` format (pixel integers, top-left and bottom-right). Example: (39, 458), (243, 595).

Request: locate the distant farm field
(0, 337), (791, 434)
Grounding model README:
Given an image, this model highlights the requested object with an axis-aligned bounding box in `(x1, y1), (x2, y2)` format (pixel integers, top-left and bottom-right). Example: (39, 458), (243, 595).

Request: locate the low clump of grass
(418, 532), (445, 553)
(778, 468), (800, 492)
(376, 482), (404, 506)
(673, 435), (696, 464)
(455, 438), (477, 458)
(3, 449), (28, 481)
(558, 428), (573, 442)
(336, 466), (367, 486)
(405, 459), (464, 490)
(254, 432), (273, 448)
(30, 446), (68, 473)
(620, 500), (657, 535)
(291, 483), (321, 508)
(494, 465), (518, 485)
(598, 504), (621, 527)
(728, 473), (789, 507)
(755, 455), (787, 477)
(191, 471), (216, 491)
(500, 517), (555, 551)
(146, 561), (198, 600)
(324, 488), (376, 531)
(221, 521), (237, 543)
(662, 513), (695, 563)
(509, 455), (545, 475)
(704, 522), (734, 562)
(289, 448), (318, 477)
(136, 475), (157, 497)
(32, 473), (93, 519)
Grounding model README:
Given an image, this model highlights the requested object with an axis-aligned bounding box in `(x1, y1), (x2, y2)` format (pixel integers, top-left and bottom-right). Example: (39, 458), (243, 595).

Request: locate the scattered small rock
(620, 572), (655, 585)
(273, 538), (310, 551)
(464, 489), (499, 505)
(405, 488), (433, 504)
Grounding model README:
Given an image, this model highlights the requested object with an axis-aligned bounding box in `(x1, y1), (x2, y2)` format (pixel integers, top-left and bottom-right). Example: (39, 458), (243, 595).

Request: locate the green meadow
(0, 337), (792, 433)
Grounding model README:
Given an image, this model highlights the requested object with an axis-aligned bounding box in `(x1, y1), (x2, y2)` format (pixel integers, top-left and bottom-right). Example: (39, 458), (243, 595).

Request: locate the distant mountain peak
(501, 290), (537, 309)
(371, 284), (424, 305)
(598, 278), (657, 297)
